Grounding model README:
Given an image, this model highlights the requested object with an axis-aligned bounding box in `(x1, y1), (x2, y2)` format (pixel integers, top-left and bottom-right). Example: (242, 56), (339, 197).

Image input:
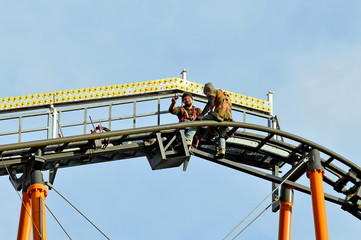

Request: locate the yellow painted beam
(0, 78), (271, 113)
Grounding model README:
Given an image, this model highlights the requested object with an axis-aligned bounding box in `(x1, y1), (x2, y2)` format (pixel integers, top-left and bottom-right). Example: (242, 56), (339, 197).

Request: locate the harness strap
(211, 91), (225, 112)
(178, 107), (198, 122)
(211, 91), (233, 120)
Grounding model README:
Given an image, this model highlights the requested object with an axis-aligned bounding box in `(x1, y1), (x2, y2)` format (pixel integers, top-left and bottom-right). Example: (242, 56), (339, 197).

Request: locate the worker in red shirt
(169, 92), (202, 122)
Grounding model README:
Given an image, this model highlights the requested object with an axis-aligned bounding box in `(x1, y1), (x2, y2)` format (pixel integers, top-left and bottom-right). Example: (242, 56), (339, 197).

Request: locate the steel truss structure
(0, 78), (360, 240)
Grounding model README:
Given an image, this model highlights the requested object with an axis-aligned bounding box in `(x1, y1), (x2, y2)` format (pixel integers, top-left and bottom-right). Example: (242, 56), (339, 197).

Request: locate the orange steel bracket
(307, 149), (329, 240)
(278, 186), (294, 240)
(17, 191), (32, 240)
(27, 183), (48, 240)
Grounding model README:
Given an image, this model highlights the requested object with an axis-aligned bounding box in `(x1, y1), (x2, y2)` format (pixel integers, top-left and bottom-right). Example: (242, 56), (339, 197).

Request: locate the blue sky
(0, 1), (361, 239)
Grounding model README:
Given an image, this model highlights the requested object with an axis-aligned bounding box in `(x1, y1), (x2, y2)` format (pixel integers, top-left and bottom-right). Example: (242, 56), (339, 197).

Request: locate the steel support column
(17, 191), (32, 240)
(307, 149), (328, 240)
(27, 170), (47, 240)
(278, 186), (294, 240)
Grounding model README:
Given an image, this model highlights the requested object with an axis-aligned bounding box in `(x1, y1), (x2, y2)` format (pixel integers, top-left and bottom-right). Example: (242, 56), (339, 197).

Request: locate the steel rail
(0, 121), (359, 175)
(192, 148), (348, 207)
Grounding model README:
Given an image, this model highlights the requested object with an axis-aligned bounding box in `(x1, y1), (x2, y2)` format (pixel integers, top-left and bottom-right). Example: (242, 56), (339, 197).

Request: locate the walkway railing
(0, 79), (276, 145)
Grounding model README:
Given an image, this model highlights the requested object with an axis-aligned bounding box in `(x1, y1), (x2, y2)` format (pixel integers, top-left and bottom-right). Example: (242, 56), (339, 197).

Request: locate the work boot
(216, 149), (225, 158)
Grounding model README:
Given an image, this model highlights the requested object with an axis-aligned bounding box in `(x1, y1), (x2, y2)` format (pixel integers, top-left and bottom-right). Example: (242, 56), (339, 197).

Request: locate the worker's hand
(172, 94), (178, 103)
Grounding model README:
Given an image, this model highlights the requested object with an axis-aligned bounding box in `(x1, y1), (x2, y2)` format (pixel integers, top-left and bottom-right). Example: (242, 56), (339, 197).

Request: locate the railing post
(307, 149), (329, 240)
(267, 90), (275, 128)
(108, 104), (112, 130)
(133, 101), (136, 128)
(181, 69), (188, 80)
(18, 116), (22, 143)
(83, 107), (88, 135)
(50, 104), (58, 139)
(157, 98), (160, 125)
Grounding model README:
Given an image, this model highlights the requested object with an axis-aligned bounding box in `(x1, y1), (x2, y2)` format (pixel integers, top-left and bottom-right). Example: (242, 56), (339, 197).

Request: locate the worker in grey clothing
(185, 82), (233, 158)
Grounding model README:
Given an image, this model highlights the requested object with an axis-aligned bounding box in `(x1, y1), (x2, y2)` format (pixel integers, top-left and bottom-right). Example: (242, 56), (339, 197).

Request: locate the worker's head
(182, 92), (193, 107)
(203, 82), (215, 96)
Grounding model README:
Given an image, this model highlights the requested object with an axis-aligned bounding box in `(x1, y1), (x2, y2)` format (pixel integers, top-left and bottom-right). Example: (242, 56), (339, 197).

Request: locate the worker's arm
(197, 95), (215, 119)
(169, 94), (179, 113)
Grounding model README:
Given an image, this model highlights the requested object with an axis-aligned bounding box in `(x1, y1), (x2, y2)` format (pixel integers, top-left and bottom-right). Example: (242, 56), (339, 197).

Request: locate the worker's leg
(218, 126), (227, 150)
(185, 113), (215, 144)
(216, 126), (227, 157)
(185, 126), (199, 144)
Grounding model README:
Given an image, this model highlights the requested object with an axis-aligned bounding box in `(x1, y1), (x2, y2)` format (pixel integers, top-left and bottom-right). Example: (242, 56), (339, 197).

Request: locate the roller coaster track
(0, 77), (360, 238)
(1, 121), (360, 220)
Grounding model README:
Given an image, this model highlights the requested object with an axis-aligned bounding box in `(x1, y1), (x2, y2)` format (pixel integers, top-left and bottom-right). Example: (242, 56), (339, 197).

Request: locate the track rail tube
(0, 121), (359, 175)
(278, 186), (294, 240)
(307, 149), (328, 240)
(17, 191), (32, 240)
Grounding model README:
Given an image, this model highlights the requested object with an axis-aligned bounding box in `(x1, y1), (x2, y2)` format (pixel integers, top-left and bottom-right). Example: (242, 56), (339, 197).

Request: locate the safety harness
(178, 106), (199, 122)
(211, 91), (233, 121)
